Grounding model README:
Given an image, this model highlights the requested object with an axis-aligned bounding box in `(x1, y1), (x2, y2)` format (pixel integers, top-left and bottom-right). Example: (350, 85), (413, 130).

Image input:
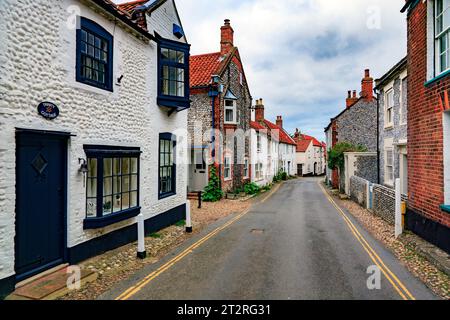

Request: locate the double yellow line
(318, 182), (415, 300)
(116, 183), (281, 300)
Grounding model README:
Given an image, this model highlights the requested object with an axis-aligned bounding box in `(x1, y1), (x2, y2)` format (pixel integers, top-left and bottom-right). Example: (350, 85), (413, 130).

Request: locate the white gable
(147, 0), (187, 43)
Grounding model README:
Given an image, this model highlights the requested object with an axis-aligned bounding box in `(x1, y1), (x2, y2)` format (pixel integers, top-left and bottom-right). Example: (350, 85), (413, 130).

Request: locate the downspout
(374, 87), (381, 184)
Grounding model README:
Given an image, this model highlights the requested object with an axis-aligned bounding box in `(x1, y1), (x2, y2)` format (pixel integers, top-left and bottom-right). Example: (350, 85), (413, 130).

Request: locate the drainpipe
(374, 87), (381, 184)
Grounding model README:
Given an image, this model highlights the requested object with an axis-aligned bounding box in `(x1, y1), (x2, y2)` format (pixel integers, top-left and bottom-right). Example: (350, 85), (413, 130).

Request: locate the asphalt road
(101, 177), (437, 300)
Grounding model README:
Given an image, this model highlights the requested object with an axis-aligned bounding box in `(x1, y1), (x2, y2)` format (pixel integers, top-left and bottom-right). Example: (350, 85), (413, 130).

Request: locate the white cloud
(115, 0), (407, 141)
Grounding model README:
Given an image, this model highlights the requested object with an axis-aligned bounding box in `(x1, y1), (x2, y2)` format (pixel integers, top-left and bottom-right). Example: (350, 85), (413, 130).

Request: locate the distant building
(324, 70), (378, 190)
(375, 57), (408, 194)
(294, 130), (326, 176)
(250, 99), (297, 186)
(188, 19), (252, 193)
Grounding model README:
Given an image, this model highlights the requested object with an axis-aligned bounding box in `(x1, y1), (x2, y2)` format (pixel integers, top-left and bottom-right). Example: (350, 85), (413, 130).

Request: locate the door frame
(14, 128), (70, 281)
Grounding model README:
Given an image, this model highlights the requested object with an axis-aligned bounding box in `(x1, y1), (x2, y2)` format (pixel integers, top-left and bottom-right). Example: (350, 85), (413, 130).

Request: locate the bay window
(157, 37), (190, 110)
(84, 146), (141, 229)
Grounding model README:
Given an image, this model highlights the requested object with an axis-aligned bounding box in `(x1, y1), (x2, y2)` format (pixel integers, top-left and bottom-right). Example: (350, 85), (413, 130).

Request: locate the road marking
(318, 182), (416, 300)
(115, 182), (283, 300)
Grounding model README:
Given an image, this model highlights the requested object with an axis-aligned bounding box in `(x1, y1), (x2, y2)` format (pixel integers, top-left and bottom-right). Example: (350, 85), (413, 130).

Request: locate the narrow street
(101, 177), (436, 300)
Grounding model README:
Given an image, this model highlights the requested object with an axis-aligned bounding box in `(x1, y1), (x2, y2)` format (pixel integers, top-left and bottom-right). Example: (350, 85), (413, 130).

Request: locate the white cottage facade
(0, 0), (190, 296)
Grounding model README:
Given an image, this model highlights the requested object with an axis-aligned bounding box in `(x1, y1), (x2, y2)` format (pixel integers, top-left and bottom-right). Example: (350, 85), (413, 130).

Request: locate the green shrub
(281, 171), (288, 181)
(244, 182), (260, 195)
(202, 166), (223, 202)
(328, 142), (367, 170)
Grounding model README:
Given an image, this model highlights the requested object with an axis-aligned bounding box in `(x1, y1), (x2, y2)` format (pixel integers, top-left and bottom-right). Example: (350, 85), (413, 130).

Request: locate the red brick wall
(408, 1), (450, 228)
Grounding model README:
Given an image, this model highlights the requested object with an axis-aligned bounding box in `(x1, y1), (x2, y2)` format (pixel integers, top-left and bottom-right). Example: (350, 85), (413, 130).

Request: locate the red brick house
(402, 0), (450, 253)
(188, 20), (252, 193)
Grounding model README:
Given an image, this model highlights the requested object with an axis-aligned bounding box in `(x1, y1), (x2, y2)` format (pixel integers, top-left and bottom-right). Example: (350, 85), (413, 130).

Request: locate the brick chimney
(361, 69), (374, 101)
(221, 19), (234, 55)
(255, 98), (265, 122)
(276, 116), (283, 129)
(346, 90), (358, 108)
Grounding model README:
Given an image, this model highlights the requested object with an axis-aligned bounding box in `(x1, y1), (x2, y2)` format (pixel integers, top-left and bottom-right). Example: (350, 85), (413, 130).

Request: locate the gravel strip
(323, 183), (450, 300)
(60, 199), (251, 300)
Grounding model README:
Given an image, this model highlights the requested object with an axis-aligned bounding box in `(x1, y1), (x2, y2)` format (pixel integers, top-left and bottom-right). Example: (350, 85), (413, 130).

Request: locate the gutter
(400, 0), (414, 13)
(89, 0), (156, 41)
(374, 87), (381, 184)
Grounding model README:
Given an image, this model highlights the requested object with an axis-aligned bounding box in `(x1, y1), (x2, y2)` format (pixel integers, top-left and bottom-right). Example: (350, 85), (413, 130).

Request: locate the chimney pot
(221, 19), (234, 55)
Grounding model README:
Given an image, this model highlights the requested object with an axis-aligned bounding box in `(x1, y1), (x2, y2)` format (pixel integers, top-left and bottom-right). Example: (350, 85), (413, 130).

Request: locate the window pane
(161, 48), (170, 60)
(88, 33), (94, 45)
(169, 49), (177, 61)
(226, 109), (234, 122)
(88, 158), (97, 178)
(81, 30), (87, 42)
(131, 158), (138, 174)
(103, 177), (112, 196)
(163, 65), (169, 79)
(87, 198), (96, 218)
(169, 80), (176, 96)
(163, 80), (169, 95)
(122, 175), (130, 192)
(113, 194), (122, 213)
(131, 175), (138, 191)
(225, 100), (234, 107)
(130, 191), (138, 208)
(104, 158), (112, 177)
(113, 176), (121, 194)
(122, 193), (130, 210)
(81, 42), (87, 54)
(122, 158), (130, 175)
(114, 158), (121, 175)
(95, 37), (101, 48)
(87, 178), (97, 198)
(88, 45), (94, 57)
(177, 82), (184, 97)
(176, 68), (184, 82)
(176, 51), (184, 63)
(103, 196), (112, 215)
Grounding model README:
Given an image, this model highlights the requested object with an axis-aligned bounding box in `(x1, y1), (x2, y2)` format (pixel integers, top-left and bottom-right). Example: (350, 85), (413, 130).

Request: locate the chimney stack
(276, 116), (283, 129)
(294, 128), (300, 141)
(346, 90), (358, 108)
(221, 19), (234, 56)
(361, 69), (374, 101)
(255, 98), (265, 122)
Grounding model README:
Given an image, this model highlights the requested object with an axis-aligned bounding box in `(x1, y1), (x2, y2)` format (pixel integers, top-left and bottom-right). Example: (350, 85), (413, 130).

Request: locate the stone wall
(336, 99), (378, 152)
(355, 154), (378, 184)
(350, 176), (368, 208)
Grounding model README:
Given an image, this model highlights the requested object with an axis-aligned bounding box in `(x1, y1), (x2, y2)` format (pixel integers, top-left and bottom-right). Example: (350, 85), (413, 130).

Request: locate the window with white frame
(385, 89), (394, 127)
(255, 163), (263, 180)
(385, 148), (394, 186)
(257, 132), (262, 153)
(435, 0), (450, 76)
(244, 158), (249, 178)
(224, 99), (237, 124)
(224, 155), (232, 180)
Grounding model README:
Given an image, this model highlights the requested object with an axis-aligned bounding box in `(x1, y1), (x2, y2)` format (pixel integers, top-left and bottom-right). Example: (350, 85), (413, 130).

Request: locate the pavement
(100, 177), (437, 300)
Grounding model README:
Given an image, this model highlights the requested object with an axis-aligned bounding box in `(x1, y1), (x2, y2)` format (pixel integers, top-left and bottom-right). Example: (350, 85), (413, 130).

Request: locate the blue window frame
(159, 133), (177, 199)
(76, 17), (114, 91)
(157, 36), (190, 111)
(83, 146), (141, 229)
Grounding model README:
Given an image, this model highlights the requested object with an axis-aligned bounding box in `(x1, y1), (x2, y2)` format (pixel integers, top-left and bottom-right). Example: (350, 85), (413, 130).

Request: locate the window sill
(425, 69), (450, 87)
(157, 96), (190, 110)
(384, 125), (394, 130)
(83, 207), (141, 230)
(440, 205), (450, 214)
(159, 192), (177, 200)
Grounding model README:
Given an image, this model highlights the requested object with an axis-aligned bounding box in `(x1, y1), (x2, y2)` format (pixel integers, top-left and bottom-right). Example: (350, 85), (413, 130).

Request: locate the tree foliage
(327, 142), (367, 170)
(202, 166), (223, 202)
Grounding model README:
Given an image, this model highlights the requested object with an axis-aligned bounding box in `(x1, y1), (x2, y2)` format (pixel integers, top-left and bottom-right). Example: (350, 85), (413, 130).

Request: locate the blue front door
(15, 131), (67, 280)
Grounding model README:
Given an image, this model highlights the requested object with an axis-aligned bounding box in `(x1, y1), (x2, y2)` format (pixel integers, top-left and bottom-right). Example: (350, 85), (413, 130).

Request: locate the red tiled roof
(296, 139), (312, 152)
(302, 134), (322, 147)
(118, 0), (147, 13)
(263, 120), (297, 146)
(250, 121), (266, 131)
(190, 53), (222, 87)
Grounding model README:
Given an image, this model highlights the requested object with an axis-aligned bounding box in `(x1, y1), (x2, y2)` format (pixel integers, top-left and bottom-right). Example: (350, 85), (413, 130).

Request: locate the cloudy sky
(117, 0), (407, 141)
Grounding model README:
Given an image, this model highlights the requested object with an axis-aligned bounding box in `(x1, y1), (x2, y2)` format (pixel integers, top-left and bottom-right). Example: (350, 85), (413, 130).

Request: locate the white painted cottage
(0, 0), (190, 296)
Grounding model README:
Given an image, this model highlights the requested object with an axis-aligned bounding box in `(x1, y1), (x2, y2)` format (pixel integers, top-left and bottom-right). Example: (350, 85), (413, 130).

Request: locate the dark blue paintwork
(15, 131), (68, 281)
